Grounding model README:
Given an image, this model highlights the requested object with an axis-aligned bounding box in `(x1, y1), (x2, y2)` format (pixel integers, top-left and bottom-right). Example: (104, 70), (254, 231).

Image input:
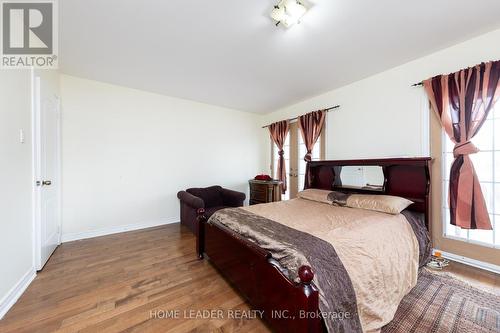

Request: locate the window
(442, 103), (500, 247)
(271, 121), (325, 200)
(272, 134), (290, 200)
(298, 134), (321, 192)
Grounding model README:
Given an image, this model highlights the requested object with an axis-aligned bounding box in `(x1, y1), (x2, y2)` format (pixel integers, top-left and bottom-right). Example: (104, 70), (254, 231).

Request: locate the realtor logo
(1, 0), (58, 68)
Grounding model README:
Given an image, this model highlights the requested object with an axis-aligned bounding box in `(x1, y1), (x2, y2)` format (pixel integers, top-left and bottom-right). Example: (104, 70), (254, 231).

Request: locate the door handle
(42, 180), (52, 186)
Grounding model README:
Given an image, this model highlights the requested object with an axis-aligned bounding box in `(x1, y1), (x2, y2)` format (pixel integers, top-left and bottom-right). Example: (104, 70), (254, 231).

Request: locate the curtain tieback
(453, 141), (479, 157)
(278, 150), (285, 156)
(304, 151), (312, 162)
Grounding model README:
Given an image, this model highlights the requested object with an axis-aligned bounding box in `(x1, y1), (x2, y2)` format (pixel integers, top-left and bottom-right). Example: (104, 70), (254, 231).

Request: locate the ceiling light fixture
(270, 0), (308, 28)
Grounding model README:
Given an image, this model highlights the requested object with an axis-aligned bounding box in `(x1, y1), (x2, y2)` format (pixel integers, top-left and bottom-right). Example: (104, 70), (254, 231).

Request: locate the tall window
(271, 122), (324, 200)
(298, 134), (321, 192)
(442, 102), (500, 247)
(272, 134), (290, 200)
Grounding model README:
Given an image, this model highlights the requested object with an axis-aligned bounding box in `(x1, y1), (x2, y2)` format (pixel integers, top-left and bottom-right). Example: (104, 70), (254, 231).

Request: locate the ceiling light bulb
(285, 2), (306, 19)
(283, 0), (297, 7)
(270, 0), (307, 28)
(281, 15), (297, 28)
(270, 6), (285, 22)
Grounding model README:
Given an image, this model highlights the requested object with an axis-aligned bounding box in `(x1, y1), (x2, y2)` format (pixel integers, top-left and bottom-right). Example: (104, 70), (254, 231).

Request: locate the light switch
(19, 129), (25, 143)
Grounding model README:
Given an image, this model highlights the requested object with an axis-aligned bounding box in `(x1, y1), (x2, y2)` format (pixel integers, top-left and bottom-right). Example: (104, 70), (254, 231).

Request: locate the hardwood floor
(436, 258), (500, 293)
(0, 224), (270, 333)
(1, 224), (498, 333)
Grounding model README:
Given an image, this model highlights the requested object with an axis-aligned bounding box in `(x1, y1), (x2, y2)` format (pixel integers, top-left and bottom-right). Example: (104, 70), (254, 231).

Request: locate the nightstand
(248, 179), (282, 205)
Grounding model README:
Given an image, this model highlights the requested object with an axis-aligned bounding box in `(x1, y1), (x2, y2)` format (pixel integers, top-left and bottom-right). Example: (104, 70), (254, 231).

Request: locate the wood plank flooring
(436, 258), (500, 294)
(0, 223), (498, 333)
(0, 224), (270, 333)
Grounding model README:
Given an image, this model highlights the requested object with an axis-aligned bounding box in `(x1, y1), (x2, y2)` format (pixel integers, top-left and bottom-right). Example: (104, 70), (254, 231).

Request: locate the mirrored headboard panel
(304, 158), (431, 229)
(335, 165), (385, 191)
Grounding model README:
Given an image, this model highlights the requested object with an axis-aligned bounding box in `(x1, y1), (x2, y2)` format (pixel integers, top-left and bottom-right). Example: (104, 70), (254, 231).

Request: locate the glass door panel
(272, 122), (325, 200)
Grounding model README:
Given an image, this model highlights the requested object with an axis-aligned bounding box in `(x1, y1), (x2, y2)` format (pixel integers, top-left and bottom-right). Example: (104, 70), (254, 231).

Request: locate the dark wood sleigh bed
(195, 157), (431, 333)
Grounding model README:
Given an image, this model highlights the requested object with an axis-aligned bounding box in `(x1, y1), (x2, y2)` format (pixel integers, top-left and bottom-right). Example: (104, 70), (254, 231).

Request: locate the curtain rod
(261, 105), (340, 129)
(411, 59), (499, 87)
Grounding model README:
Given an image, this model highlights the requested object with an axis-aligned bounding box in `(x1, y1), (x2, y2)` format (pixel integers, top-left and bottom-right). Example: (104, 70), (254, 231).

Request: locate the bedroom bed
(195, 158), (431, 333)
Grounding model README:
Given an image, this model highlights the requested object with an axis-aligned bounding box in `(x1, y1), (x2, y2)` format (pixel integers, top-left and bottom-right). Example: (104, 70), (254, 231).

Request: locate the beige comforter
(243, 198), (419, 333)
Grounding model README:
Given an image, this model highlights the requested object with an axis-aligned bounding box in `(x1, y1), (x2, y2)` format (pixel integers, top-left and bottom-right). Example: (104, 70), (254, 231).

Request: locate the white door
(34, 75), (61, 270)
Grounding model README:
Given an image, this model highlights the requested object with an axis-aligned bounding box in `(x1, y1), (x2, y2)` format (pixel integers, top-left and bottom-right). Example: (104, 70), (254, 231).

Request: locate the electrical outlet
(19, 129), (25, 143)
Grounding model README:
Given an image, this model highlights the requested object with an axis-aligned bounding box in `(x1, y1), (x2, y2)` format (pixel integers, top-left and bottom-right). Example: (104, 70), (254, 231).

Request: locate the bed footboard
(196, 208), (322, 333)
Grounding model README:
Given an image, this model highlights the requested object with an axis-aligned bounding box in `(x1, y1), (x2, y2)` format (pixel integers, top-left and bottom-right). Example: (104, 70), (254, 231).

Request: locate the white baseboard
(0, 267), (36, 320)
(433, 249), (500, 274)
(61, 217), (179, 242)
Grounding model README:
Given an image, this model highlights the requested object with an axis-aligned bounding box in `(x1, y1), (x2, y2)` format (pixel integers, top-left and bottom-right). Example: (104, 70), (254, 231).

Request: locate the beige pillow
(297, 189), (333, 204)
(298, 189), (413, 215)
(346, 194), (413, 215)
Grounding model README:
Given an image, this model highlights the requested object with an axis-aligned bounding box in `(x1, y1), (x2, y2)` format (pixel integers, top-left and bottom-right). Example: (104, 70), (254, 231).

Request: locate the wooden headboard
(304, 157), (431, 229)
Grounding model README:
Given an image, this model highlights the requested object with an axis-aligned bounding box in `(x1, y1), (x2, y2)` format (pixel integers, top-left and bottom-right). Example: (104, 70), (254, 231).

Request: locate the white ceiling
(60, 0), (500, 113)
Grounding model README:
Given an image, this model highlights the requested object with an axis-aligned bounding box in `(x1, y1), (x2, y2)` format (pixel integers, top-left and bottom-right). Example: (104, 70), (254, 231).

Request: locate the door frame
(288, 122), (299, 199)
(32, 72), (62, 271)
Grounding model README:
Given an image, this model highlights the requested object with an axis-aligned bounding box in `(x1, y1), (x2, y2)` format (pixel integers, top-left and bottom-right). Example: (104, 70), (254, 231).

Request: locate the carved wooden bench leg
(196, 208), (206, 259)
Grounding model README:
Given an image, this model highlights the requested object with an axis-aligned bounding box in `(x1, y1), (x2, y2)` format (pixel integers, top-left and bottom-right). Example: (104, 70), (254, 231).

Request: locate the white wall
(60, 75), (264, 239)
(0, 69), (35, 317)
(2, 27), (500, 316)
(261, 28), (500, 168)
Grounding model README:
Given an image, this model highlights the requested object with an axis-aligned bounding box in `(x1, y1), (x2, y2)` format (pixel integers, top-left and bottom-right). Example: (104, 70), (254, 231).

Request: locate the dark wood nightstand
(248, 179), (282, 205)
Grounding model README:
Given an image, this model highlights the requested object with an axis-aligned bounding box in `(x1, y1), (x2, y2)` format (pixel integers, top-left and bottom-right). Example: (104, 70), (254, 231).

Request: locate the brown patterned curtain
(424, 60), (500, 230)
(269, 120), (290, 194)
(298, 110), (326, 162)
